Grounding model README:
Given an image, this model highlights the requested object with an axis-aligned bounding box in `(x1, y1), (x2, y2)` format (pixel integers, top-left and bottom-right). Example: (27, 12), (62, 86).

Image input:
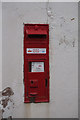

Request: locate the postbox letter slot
(28, 34), (46, 39)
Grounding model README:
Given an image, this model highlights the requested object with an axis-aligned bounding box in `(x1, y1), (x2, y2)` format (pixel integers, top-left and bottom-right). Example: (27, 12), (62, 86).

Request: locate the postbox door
(27, 60), (49, 102)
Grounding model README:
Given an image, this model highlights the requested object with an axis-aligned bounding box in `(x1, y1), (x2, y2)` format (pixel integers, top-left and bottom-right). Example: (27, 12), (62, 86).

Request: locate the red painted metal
(24, 24), (49, 103)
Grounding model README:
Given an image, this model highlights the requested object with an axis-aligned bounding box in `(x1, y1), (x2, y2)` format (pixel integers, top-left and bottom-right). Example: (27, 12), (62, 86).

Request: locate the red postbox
(24, 24), (49, 103)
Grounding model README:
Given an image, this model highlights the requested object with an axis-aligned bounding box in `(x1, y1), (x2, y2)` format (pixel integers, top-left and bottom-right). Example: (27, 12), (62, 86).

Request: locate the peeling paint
(59, 36), (76, 47)
(2, 98), (9, 108)
(2, 87), (14, 97)
(71, 18), (75, 21)
(47, 10), (53, 19)
(2, 109), (4, 113)
(59, 36), (68, 46)
(0, 87), (14, 119)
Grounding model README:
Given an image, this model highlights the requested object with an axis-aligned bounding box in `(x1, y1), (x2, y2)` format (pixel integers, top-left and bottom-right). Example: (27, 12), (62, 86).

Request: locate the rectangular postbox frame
(24, 24), (49, 103)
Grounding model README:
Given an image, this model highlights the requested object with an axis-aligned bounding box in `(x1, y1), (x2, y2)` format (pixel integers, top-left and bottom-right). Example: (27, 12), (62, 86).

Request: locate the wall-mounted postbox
(24, 24), (49, 103)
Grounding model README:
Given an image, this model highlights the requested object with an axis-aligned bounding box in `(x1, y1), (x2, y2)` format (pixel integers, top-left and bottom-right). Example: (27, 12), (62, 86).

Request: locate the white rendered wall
(2, 2), (78, 118)
(0, 2), (2, 91)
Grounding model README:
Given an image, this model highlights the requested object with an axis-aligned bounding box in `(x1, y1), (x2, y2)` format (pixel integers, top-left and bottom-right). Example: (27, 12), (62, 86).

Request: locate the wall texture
(0, 2), (2, 91)
(2, 2), (78, 118)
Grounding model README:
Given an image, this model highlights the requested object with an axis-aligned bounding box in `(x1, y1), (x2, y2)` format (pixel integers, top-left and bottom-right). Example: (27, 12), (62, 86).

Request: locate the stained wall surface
(2, 2), (78, 118)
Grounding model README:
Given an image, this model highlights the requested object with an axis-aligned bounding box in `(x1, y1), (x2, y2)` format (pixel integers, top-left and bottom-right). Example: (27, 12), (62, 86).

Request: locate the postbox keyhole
(31, 81), (33, 84)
